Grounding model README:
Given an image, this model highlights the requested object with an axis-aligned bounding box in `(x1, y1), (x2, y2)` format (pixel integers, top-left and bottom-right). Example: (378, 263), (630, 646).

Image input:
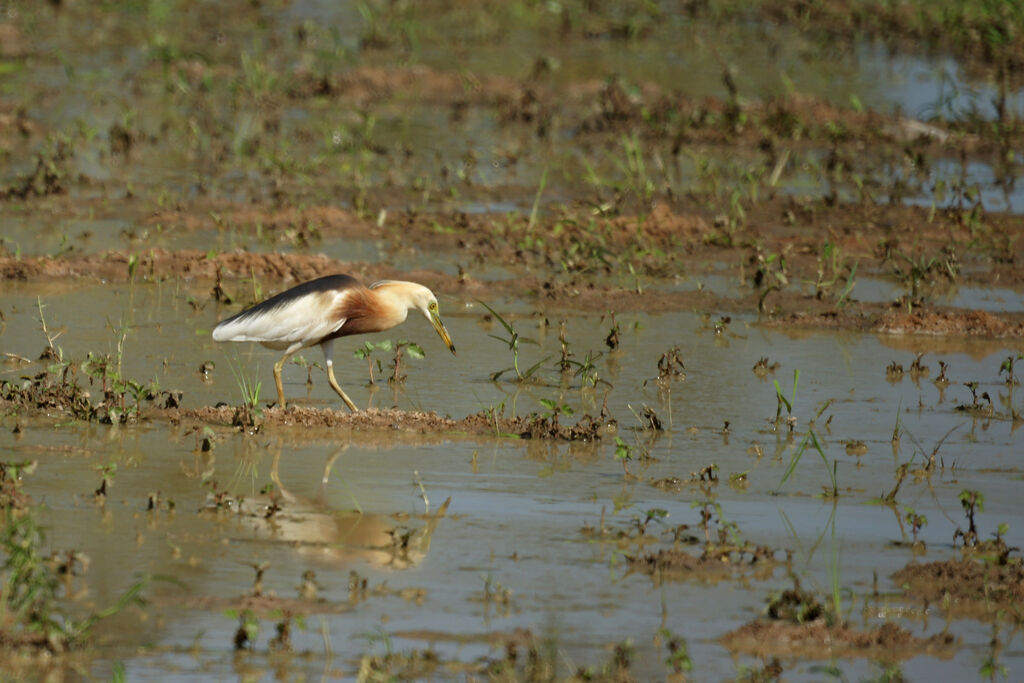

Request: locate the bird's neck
(367, 284), (412, 331)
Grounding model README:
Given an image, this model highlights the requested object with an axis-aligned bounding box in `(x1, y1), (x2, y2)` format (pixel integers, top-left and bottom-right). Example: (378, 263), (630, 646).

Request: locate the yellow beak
(430, 310), (456, 355)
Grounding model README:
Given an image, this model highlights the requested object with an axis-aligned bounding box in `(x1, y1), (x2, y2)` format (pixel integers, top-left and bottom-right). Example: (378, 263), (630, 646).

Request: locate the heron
(212, 274), (456, 411)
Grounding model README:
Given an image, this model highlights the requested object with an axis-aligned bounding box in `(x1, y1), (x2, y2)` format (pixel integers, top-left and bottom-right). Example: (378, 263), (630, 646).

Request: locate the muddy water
(3, 1), (1024, 679)
(2, 280), (1023, 679)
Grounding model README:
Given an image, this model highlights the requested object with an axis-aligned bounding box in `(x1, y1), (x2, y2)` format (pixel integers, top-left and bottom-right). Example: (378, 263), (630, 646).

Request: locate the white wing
(213, 288), (349, 349)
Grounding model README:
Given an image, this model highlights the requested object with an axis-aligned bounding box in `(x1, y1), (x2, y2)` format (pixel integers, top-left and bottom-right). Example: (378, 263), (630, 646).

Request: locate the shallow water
(4, 3), (1023, 240)
(2, 280), (1024, 678)
(3, 2), (1024, 679)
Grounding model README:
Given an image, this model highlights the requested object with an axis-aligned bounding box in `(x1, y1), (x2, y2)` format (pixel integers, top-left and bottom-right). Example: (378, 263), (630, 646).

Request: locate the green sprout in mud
(225, 355), (262, 421)
(477, 300), (547, 383)
(36, 298), (63, 362)
(557, 320), (573, 373)
(612, 132), (655, 204)
(774, 376), (840, 498)
(980, 622), (1009, 680)
(94, 462), (117, 498)
(954, 489), (984, 548)
(999, 353), (1023, 386)
(773, 369), (800, 430)
(777, 429), (837, 498)
(232, 609), (260, 651)
(903, 506), (928, 546)
(809, 240), (858, 307)
(658, 628), (693, 675)
(691, 494), (719, 544)
(657, 346), (685, 382)
(289, 355), (320, 389)
(354, 340), (392, 384)
(386, 340), (424, 385)
(957, 380), (994, 416)
(752, 247), (789, 312)
(563, 349), (610, 390)
(884, 242), (961, 304)
(604, 313), (620, 350)
(538, 397), (573, 429)
(614, 436), (633, 476)
(582, 132), (654, 208)
(631, 508), (668, 536)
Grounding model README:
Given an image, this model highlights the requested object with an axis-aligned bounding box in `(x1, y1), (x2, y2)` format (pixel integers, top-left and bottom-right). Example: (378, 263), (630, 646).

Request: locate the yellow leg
(273, 350), (296, 409)
(326, 361), (359, 412)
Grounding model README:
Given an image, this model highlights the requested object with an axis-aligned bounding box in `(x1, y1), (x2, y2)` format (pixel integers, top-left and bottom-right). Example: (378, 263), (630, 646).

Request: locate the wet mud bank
(6, 247), (1024, 339)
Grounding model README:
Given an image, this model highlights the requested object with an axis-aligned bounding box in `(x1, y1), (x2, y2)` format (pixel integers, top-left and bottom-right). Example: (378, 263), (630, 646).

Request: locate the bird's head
(377, 281), (456, 356)
(417, 289), (456, 356)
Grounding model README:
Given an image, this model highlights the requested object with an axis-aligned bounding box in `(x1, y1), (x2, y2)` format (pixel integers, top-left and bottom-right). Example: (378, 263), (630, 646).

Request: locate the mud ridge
(720, 619), (957, 661)
(893, 553), (1024, 621)
(174, 406), (608, 441)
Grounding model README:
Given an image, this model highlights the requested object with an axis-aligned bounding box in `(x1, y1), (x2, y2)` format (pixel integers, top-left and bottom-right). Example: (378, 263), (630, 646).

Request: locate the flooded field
(3, 1), (1024, 681)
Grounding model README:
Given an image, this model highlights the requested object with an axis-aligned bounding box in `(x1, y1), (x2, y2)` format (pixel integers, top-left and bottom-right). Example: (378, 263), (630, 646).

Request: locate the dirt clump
(176, 405), (609, 441)
(1, 371), (95, 422)
(629, 544), (779, 583)
(892, 552), (1024, 621)
(877, 310), (1024, 337)
(720, 618), (956, 661)
(722, 576), (957, 659)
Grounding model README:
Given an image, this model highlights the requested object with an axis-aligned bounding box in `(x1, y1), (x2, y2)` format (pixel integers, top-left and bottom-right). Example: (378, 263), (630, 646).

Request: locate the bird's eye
(429, 302), (437, 311)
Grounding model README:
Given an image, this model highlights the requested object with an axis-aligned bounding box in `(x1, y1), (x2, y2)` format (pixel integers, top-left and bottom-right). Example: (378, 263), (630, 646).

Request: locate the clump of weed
(954, 381), (993, 417)
(0, 135), (72, 201)
(656, 346), (685, 382)
(0, 461), (36, 513)
(387, 340), (424, 384)
(0, 507), (146, 654)
(903, 506), (928, 550)
(885, 361), (904, 382)
(356, 633), (441, 681)
(884, 243), (961, 304)
(765, 578), (826, 624)
(524, 409), (603, 441)
(953, 489), (985, 549)
(604, 313), (620, 350)
(752, 356), (779, 378)
(751, 246), (789, 312)
(1, 368), (93, 422)
(478, 301), (548, 383)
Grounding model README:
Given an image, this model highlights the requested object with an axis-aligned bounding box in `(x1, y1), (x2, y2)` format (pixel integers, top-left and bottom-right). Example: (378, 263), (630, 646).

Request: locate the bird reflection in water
(203, 444), (448, 570)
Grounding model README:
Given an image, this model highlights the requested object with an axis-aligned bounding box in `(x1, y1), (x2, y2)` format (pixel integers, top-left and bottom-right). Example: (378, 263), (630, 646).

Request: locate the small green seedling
(614, 436), (633, 476)
(354, 340), (392, 384)
(388, 340), (424, 384)
(632, 508), (668, 536)
(478, 300), (548, 382)
(539, 397), (573, 428)
(773, 368), (799, 427)
(954, 489), (984, 547)
(999, 353), (1023, 386)
(903, 506), (927, 544)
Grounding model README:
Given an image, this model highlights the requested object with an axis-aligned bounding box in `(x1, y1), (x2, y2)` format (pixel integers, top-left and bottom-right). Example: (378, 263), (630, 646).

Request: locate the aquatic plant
(773, 368), (799, 429)
(387, 340), (424, 384)
(774, 375), (839, 498)
(0, 509), (147, 653)
(903, 506), (928, 546)
(954, 489), (984, 548)
(477, 300), (548, 383)
(354, 340), (391, 384)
